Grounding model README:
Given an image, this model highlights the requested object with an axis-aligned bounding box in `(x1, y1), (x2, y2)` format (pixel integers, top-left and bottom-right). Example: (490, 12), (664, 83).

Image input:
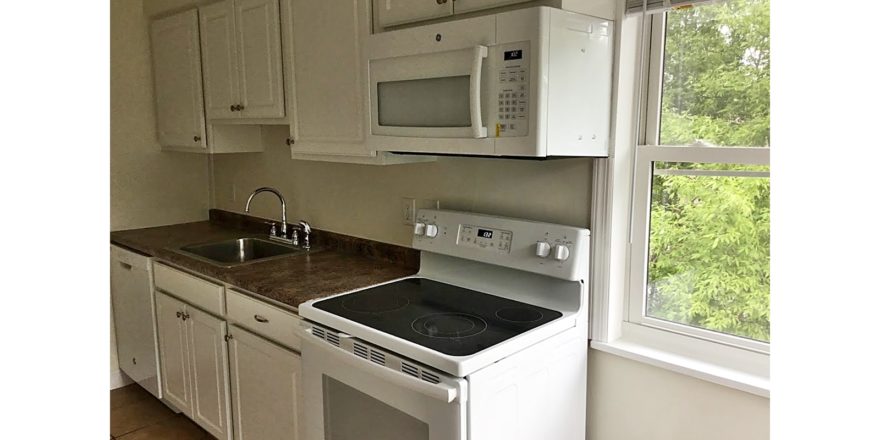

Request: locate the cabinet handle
(176, 311), (182, 318)
(285, 138), (295, 146)
(254, 314), (269, 323)
(118, 262), (132, 271)
(193, 135), (201, 142)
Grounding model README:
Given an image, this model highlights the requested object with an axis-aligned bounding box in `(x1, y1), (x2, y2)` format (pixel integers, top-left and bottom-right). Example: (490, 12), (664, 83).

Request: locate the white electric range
(297, 209), (590, 440)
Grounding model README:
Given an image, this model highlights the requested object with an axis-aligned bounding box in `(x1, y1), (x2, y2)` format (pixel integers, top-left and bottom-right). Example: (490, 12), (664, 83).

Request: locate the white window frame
(590, 10), (770, 397)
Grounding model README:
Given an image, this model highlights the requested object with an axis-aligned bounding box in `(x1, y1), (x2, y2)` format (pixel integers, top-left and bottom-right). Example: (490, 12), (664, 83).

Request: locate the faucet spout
(245, 187), (287, 238)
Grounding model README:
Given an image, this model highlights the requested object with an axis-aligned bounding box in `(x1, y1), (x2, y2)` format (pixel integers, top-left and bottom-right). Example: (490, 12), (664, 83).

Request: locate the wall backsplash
(210, 125), (593, 246)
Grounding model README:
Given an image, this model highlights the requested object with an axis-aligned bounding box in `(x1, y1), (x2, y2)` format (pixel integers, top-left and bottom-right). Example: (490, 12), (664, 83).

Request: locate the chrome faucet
(244, 187), (312, 248)
(245, 187), (293, 244)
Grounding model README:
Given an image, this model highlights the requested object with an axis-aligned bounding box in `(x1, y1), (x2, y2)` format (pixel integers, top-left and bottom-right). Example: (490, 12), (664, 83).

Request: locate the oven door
(370, 46), (488, 140)
(299, 327), (468, 440)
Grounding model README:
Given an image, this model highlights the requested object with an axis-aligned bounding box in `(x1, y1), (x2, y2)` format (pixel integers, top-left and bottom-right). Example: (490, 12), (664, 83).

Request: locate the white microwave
(366, 7), (613, 158)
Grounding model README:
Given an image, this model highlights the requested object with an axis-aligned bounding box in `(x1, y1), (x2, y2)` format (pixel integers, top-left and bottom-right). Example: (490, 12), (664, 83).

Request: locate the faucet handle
(268, 222), (278, 237)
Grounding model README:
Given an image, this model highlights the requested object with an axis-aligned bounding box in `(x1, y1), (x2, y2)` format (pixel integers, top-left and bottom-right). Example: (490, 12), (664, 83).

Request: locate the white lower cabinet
(228, 325), (301, 440)
(156, 291), (233, 440)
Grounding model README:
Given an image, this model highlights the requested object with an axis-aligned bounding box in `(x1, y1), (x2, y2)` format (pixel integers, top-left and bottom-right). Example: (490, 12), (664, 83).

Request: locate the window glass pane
(647, 162), (770, 342)
(660, 0), (770, 147)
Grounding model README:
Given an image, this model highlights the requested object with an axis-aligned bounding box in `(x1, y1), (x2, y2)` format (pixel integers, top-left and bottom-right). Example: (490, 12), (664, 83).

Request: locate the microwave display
(504, 50), (523, 61)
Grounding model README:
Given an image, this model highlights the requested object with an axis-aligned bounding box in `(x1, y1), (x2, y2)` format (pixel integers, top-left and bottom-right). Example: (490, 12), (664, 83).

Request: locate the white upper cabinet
(200, 1), (240, 120)
(200, 0), (285, 121)
(235, 0), (285, 119)
(150, 9), (207, 150)
(375, 0), (453, 28)
(452, 0), (531, 14)
(285, 0), (369, 155)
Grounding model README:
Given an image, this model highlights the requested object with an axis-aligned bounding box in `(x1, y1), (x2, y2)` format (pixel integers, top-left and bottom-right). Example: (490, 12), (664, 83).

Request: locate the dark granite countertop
(110, 210), (419, 312)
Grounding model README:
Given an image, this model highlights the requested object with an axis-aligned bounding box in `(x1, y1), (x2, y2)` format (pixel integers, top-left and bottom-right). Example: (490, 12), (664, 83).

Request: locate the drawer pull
(118, 262), (132, 270)
(254, 314), (269, 323)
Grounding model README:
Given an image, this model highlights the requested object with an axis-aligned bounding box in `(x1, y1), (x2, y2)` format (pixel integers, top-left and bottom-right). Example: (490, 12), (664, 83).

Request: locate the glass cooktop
(313, 278), (562, 356)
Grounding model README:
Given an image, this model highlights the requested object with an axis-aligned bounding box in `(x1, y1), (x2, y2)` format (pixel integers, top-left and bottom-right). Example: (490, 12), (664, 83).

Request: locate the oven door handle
(300, 327), (461, 404)
(469, 45), (488, 139)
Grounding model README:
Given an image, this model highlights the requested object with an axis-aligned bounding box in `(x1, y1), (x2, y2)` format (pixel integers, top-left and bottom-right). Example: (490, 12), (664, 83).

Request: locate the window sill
(591, 329), (770, 398)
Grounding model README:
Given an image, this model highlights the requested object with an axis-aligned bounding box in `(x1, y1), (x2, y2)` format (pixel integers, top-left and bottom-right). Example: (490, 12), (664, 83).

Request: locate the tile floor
(110, 384), (211, 439)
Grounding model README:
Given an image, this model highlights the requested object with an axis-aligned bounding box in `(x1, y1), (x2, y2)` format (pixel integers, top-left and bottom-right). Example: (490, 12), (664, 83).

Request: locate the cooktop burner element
(495, 307), (543, 323)
(313, 278), (562, 356)
(412, 313), (488, 339)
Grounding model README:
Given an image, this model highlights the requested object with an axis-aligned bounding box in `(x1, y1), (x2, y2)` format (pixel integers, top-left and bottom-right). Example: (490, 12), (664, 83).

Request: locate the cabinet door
(150, 10), (207, 149)
(187, 307), (233, 440)
(235, 0), (285, 118)
(155, 292), (191, 414)
(452, 0), (531, 14)
(375, 0), (452, 28)
(287, 0), (370, 155)
(201, 0), (241, 120)
(228, 326), (301, 440)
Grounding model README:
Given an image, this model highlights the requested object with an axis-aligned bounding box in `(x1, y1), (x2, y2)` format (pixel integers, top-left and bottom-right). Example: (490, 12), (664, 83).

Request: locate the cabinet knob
(286, 138), (295, 146)
(235, 104), (245, 111)
(224, 334), (233, 342)
(193, 135), (201, 142)
(230, 105), (236, 112)
(182, 313), (190, 321)
(176, 311), (182, 318)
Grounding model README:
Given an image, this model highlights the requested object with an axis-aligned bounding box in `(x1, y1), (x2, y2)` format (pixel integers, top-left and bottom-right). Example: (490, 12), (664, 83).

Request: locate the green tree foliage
(647, 0), (770, 342)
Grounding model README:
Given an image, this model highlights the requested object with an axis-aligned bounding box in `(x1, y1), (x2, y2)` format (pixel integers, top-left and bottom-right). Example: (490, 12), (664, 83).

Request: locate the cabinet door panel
(188, 308), (233, 440)
(375, 0), (452, 28)
(155, 292), (191, 413)
(228, 326), (300, 440)
(201, 0), (240, 120)
(150, 10), (206, 149)
(288, 0), (369, 155)
(236, 0), (285, 118)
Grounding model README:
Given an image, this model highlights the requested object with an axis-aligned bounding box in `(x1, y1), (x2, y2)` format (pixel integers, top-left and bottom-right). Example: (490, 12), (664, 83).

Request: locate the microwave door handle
(469, 45), (489, 139)
(299, 326), (461, 404)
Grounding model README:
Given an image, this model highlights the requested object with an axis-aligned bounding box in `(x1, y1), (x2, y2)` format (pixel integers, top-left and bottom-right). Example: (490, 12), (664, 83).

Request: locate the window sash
(627, 146), (769, 353)
(625, 0), (719, 16)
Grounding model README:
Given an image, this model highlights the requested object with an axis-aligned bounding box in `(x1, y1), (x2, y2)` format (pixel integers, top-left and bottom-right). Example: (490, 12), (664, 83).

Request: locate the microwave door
(371, 46), (488, 139)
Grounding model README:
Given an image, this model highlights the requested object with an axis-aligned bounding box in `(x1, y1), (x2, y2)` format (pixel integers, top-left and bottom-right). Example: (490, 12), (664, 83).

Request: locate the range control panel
(494, 42), (529, 138)
(412, 209), (589, 281)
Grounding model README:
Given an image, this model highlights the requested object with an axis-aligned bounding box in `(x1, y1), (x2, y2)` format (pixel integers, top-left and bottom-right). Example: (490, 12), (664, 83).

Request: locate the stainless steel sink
(175, 237), (313, 267)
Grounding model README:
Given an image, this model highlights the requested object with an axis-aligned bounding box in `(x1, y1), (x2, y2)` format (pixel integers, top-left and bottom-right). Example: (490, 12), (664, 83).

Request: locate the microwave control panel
(494, 42), (529, 138)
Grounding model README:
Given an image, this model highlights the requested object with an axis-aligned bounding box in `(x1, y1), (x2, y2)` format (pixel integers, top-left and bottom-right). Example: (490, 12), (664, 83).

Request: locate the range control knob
(535, 241), (551, 258)
(413, 222), (426, 236)
(425, 224), (439, 238)
(553, 245), (571, 261)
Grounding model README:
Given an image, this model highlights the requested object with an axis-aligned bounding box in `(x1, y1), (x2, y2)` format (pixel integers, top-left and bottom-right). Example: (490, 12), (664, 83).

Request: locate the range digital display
(504, 50), (523, 61)
(477, 229), (494, 239)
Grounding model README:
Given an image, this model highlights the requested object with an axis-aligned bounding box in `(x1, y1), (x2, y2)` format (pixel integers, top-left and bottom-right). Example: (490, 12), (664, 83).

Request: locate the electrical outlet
(401, 197), (416, 225)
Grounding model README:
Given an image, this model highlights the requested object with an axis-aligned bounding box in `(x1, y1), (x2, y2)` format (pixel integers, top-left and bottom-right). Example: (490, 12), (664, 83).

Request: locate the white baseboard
(110, 369), (134, 390)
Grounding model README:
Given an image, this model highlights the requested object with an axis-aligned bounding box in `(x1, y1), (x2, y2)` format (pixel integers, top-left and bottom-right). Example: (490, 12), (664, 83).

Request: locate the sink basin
(176, 237), (312, 267)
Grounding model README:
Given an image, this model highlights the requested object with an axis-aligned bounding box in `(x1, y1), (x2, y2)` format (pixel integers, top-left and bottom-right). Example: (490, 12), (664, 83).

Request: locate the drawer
(226, 289), (302, 351)
(153, 263), (225, 316)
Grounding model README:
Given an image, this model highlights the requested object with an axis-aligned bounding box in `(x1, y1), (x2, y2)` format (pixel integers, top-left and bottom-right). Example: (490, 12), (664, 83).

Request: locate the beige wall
(211, 126), (593, 246)
(111, 0), (210, 231)
(588, 350), (769, 440)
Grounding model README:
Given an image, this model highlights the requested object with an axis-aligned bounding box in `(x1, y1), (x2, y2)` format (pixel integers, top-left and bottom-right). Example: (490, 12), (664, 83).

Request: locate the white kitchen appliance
(367, 6), (613, 157)
(297, 209), (590, 440)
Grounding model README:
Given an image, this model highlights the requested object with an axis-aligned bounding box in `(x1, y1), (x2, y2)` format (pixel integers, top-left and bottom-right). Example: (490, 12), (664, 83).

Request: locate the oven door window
(377, 76), (471, 128)
(323, 375), (429, 440)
